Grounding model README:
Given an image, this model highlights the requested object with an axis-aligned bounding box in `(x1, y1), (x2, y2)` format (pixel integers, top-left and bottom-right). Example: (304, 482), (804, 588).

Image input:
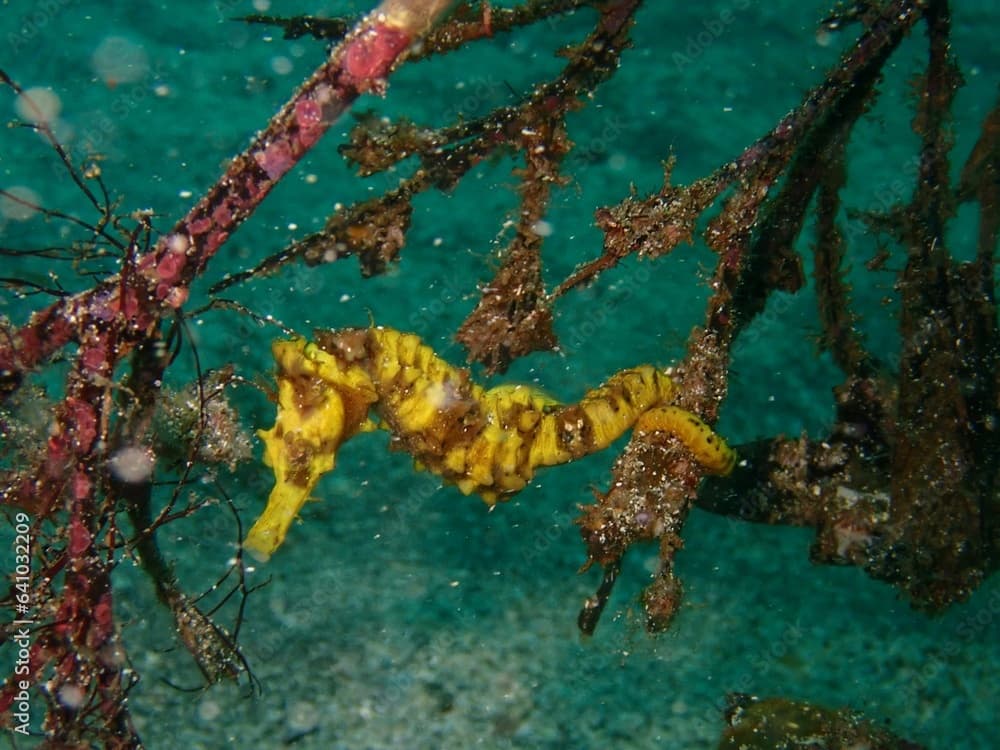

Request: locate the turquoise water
(1, 1), (998, 747)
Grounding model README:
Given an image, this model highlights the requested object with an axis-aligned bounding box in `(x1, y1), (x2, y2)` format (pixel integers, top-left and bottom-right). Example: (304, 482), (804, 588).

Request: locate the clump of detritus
(0, 381), (52, 471)
(152, 368), (253, 472)
(718, 693), (926, 749)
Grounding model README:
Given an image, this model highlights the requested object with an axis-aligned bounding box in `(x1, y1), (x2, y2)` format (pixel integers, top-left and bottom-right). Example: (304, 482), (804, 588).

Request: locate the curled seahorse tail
(634, 405), (736, 475)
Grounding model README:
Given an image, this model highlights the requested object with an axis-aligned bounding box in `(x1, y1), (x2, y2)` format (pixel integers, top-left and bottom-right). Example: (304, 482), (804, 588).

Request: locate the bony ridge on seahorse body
(244, 326), (736, 560)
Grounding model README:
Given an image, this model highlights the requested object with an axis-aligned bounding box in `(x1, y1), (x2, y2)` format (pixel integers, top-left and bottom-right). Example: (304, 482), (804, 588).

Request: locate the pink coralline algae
(72, 473), (93, 509)
(212, 200), (234, 228)
(159, 283), (190, 309)
(295, 98), (326, 149)
(187, 216), (213, 236)
(91, 289), (120, 322)
(341, 24), (410, 91)
(155, 246), (186, 286)
(254, 138), (296, 181)
(89, 285), (152, 333)
(88, 592), (114, 648)
(68, 515), (92, 557)
(79, 341), (109, 374)
(65, 398), (98, 454)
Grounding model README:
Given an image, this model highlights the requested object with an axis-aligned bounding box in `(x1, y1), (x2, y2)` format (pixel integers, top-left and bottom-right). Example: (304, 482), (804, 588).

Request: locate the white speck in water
(270, 56), (293, 76)
(167, 233), (189, 254)
(92, 36), (149, 84)
(57, 684), (86, 710)
(15, 87), (61, 124)
(198, 697), (222, 722)
(531, 220), (553, 237)
(0, 186), (41, 221)
(108, 445), (155, 484)
(287, 701), (319, 734)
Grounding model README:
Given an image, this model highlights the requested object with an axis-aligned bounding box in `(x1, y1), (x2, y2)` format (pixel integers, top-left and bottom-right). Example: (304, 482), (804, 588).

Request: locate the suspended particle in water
(108, 445), (155, 484)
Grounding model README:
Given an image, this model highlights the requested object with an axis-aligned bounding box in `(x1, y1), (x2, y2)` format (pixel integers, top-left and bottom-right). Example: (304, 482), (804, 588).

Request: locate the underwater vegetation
(0, 0), (996, 746)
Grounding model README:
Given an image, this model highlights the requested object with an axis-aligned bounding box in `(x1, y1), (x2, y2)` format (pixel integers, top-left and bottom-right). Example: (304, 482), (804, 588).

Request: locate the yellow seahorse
(244, 327), (735, 559)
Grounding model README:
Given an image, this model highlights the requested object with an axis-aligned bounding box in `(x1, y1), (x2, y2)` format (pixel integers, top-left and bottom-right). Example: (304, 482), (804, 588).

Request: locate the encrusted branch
(571, 0), (927, 633)
(1, 2), (453, 744)
(0, 0), (452, 394)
